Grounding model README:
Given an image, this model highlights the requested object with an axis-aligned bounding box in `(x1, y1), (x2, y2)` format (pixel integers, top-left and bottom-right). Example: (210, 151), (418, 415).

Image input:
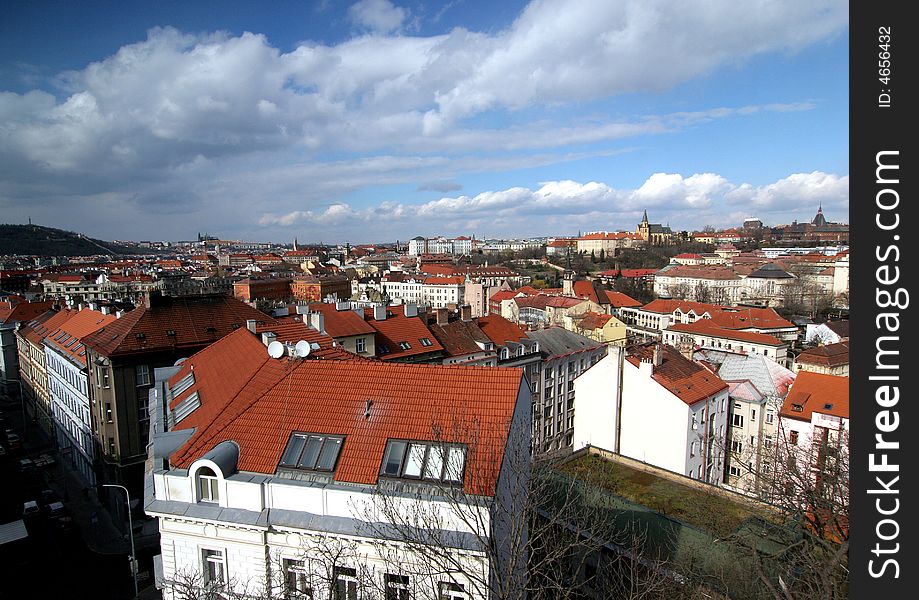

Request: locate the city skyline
(1, 0), (848, 243)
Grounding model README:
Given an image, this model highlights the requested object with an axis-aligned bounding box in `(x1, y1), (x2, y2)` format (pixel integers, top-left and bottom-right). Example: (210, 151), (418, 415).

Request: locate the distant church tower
(563, 251), (575, 296)
(293, 237), (299, 251)
(637, 209), (650, 241)
(811, 204), (828, 227)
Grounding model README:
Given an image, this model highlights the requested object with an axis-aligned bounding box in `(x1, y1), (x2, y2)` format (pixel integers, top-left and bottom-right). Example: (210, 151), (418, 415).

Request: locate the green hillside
(0, 224), (142, 256)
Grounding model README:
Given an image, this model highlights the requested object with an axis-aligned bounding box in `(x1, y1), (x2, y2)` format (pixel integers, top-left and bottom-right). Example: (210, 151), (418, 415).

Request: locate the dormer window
(280, 433), (344, 472)
(197, 467), (219, 503)
(380, 440), (466, 484)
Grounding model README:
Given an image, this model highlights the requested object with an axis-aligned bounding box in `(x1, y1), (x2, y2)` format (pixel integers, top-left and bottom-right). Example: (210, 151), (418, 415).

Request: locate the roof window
(380, 439), (466, 484)
(419, 338), (433, 347)
(279, 433), (344, 472)
(398, 341), (412, 350)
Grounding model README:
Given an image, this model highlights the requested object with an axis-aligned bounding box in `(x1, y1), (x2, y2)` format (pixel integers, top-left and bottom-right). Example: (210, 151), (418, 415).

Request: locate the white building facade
(573, 344), (729, 485)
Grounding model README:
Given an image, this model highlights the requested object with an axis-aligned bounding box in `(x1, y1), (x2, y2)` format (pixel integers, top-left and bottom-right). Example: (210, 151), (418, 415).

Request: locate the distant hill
(0, 224), (143, 256)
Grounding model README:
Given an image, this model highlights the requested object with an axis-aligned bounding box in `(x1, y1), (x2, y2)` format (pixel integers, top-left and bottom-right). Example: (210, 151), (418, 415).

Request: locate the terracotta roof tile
(627, 343), (728, 405)
(362, 305), (443, 360)
(603, 291), (641, 308)
(476, 314), (527, 345)
(306, 303), (376, 337)
(796, 342), (849, 367)
(82, 295), (272, 356)
(44, 308), (117, 366)
(668, 320), (785, 346)
(167, 329), (524, 496)
(780, 371), (849, 421)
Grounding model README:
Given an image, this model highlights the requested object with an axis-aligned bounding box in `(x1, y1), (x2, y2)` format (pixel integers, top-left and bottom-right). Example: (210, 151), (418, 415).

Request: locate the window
(202, 549), (226, 585)
(439, 582), (465, 600)
(420, 338), (433, 347)
(334, 567), (358, 600)
(691, 414), (698, 430)
(789, 430), (799, 446)
(732, 414), (744, 428)
(729, 465), (741, 477)
(279, 433), (345, 472)
(398, 341), (412, 350)
(355, 338), (366, 353)
(731, 440), (743, 453)
(378, 343), (391, 355)
(764, 435), (773, 449)
(106, 403), (113, 423)
(690, 441), (697, 457)
(385, 574), (410, 600)
(198, 467), (219, 503)
(765, 411), (774, 424)
(135, 364), (151, 386)
(380, 440), (466, 483)
(284, 559), (312, 599)
(750, 409), (756, 421)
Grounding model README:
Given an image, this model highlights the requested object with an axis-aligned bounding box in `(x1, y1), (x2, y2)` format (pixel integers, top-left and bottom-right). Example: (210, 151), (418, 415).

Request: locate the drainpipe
(614, 345), (625, 454)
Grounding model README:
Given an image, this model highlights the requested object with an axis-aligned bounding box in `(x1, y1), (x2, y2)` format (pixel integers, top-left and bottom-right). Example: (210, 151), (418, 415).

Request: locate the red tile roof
(489, 290), (520, 303)
(422, 276), (466, 285)
(44, 308), (117, 366)
(19, 309), (77, 346)
(306, 303), (376, 338)
(640, 299), (722, 315)
(82, 295), (272, 357)
(708, 308), (795, 331)
(626, 344), (728, 405)
(780, 371), (849, 422)
(575, 312), (613, 331)
(795, 342), (849, 367)
(477, 314), (527, 345)
(168, 328), (524, 496)
(604, 290), (641, 308)
(572, 280), (602, 303)
(362, 305), (443, 360)
(427, 319), (493, 358)
(667, 320), (785, 346)
(0, 300), (55, 324)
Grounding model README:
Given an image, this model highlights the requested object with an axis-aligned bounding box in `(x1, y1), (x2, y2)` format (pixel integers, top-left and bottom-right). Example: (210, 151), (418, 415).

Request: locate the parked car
(22, 500), (40, 518)
(47, 502), (73, 529)
(4, 431), (21, 451)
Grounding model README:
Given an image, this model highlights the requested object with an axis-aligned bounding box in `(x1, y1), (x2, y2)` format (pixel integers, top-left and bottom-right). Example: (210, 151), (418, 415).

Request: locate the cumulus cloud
(256, 171), (849, 238)
(0, 0), (847, 240)
(348, 0), (408, 34)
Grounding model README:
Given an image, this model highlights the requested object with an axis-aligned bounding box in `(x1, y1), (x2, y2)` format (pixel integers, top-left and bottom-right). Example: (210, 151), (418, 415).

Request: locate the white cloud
(255, 171), (849, 239)
(348, 0), (408, 34)
(0, 0), (847, 241)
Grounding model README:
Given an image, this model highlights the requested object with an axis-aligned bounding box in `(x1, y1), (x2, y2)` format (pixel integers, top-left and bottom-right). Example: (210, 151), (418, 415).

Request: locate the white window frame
(202, 548), (227, 585)
(198, 468), (219, 504)
(355, 338), (366, 353)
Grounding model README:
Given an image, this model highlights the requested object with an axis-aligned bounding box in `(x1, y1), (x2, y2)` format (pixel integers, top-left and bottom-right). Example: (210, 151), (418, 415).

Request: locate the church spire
(642, 209), (649, 224)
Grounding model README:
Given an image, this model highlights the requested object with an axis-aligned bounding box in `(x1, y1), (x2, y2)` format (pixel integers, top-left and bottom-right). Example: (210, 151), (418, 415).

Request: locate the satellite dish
(294, 340), (311, 358)
(267, 340), (285, 359)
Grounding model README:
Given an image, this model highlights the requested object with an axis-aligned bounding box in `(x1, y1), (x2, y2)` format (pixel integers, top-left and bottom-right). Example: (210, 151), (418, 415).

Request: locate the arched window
(197, 466), (219, 503)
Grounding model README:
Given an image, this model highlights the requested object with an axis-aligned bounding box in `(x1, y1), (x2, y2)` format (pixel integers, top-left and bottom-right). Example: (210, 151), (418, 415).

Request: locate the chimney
(88, 301), (98, 311)
(436, 307), (449, 326)
(353, 307), (365, 320)
(374, 305), (387, 321)
(460, 304), (472, 322)
(306, 312), (326, 335)
(653, 343), (663, 367)
(404, 303), (418, 318)
(100, 305), (111, 315)
(261, 331), (277, 346)
(115, 310), (123, 319)
(246, 319), (257, 333)
(295, 304), (310, 315)
(336, 300), (351, 311)
(77, 302), (85, 311)
(639, 358), (654, 376)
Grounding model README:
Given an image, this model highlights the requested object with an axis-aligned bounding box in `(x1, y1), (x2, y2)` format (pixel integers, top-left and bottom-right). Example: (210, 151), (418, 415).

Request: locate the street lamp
(103, 484), (138, 598)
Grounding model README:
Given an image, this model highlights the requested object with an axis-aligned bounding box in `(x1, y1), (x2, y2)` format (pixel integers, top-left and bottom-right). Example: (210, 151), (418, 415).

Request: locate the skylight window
(380, 440), (466, 484)
(172, 372), (196, 397)
(419, 338), (433, 347)
(398, 341), (412, 350)
(378, 344), (390, 354)
(65, 339), (77, 348)
(279, 433), (344, 472)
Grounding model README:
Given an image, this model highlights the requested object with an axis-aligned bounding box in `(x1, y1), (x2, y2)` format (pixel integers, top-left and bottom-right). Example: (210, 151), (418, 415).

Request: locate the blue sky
(0, 0), (848, 244)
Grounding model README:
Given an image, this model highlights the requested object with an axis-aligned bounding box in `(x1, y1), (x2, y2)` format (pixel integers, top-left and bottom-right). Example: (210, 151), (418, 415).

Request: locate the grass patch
(558, 453), (771, 539)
